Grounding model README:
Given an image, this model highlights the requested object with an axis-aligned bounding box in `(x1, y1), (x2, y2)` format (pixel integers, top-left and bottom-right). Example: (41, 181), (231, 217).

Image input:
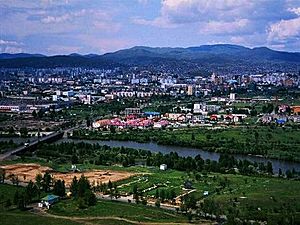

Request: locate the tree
(155, 189), (159, 199)
(187, 212), (193, 223)
(25, 180), (38, 202)
(155, 199), (161, 208)
(86, 117), (91, 127)
(77, 175), (91, 198)
(35, 173), (43, 197)
(53, 180), (66, 197)
(42, 172), (52, 192)
(108, 180), (113, 190)
(286, 170), (293, 179)
(11, 174), (19, 186)
(8, 127), (15, 135)
(20, 127), (28, 137)
(37, 109), (44, 118)
(132, 184), (140, 204)
(110, 126), (116, 134)
(32, 110), (37, 119)
(191, 133), (195, 140)
(17, 193), (27, 210)
(141, 197), (147, 205)
(13, 190), (19, 205)
(77, 197), (87, 209)
(267, 161), (273, 174)
(0, 168), (5, 183)
(84, 190), (97, 206)
(5, 199), (11, 208)
(278, 168), (283, 177)
(160, 189), (166, 202)
(70, 176), (78, 197)
(184, 194), (197, 210)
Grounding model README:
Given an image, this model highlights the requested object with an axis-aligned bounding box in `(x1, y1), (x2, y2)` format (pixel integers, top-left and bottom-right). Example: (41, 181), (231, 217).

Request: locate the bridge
(0, 131), (64, 161)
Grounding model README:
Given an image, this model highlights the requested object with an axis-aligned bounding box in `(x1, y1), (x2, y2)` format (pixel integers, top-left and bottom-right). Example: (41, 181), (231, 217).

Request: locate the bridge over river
(0, 131), (64, 161)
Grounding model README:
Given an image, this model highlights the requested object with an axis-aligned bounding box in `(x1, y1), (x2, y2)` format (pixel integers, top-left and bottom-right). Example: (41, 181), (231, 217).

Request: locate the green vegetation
(34, 142), (277, 176)
(0, 212), (81, 225)
(73, 126), (300, 162)
(1, 156), (300, 225)
(0, 140), (18, 153)
(0, 184), (24, 206)
(50, 199), (186, 223)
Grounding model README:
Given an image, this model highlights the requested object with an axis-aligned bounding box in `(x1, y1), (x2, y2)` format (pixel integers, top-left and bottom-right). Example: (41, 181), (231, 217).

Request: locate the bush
(77, 197), (87, 209)
(155, 199), (161, 208)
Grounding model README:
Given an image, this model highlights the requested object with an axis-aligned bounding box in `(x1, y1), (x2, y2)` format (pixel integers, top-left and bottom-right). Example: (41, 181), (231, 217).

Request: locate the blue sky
(1, 0), (300, 55)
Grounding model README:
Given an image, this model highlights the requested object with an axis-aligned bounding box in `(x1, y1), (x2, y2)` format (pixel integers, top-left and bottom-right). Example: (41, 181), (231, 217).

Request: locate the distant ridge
(0, 53), (45, 59)
(0, 44), (299, 68)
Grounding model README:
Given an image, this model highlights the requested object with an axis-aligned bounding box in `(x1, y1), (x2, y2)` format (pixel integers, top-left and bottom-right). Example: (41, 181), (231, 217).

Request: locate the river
(55, 138), (300, 174)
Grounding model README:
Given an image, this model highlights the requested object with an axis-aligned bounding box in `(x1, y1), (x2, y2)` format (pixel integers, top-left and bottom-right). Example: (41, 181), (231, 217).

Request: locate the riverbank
(71, 126), (300, 162)
(56, 138), (300, 174)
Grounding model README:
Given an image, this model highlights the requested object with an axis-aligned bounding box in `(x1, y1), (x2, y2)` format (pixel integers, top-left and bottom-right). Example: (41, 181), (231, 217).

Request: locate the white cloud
(288, 7), (300, 16)
(40, 10), (87, 24)
(132, 17), (178, 28)
(200, 19), (250, 35)
(267, 17), (300, 41)
(93, 21), (121, 33)
(0, 39), (24, 53)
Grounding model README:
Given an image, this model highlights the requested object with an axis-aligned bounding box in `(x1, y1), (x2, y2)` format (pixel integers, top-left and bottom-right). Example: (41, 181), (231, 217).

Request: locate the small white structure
(160, 164), (167, 171)
(229, 93), (236, 100)
(203, 191), (209, 196)
(71, 164), (77, 171)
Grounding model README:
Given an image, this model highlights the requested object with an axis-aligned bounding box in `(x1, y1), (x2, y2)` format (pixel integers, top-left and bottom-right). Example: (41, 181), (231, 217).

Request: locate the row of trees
(36, 142), (282, 177)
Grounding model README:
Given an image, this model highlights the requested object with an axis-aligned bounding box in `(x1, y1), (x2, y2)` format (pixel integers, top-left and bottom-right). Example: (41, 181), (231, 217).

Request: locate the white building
(229, 93), (236, 101)
(160, 164), (167, 171)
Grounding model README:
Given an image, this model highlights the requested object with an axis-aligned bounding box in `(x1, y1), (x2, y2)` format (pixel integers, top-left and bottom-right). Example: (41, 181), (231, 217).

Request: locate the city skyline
(1, 0), (300, 55)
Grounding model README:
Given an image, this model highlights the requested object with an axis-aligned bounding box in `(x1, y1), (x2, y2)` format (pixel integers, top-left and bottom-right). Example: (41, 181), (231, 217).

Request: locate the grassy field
(108, 168), (300, 224)
(49, 199), (187, 223)
(0, 212), (81, 225)
(0, 182), (188, 224)
(0, 184), (24, 203)
(1, 160), (300, 224)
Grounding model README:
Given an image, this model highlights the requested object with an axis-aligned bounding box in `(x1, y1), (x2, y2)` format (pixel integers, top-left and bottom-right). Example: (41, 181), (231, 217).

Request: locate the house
(291, 106), (300, 115)
(144, 111), (160, 119)
(38, 194), (60, 209)
(160, 164), (167, 171)
(203, 191), (209, 196)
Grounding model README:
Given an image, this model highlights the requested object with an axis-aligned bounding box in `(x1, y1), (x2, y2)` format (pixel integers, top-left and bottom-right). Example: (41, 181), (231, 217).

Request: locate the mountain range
(0, 44), (300, 68)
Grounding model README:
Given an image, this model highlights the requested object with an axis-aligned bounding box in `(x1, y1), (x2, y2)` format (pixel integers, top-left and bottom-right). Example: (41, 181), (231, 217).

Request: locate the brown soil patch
(1, 163), (135, 187)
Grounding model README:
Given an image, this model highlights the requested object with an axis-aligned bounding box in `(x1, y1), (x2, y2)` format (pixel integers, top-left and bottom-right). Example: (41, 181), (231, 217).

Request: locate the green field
(0, 212), (81, 225)
(1, 157), (300, 225)
(0, 182), (188, 224)
(49, 199), (187, 223)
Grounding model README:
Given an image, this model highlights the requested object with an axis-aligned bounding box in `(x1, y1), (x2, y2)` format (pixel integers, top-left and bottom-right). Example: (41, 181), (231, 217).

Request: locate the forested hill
(0, 44), (300, 69)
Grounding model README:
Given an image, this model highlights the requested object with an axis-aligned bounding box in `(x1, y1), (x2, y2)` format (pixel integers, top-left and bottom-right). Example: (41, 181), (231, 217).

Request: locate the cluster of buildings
(0, 67), (299, 122)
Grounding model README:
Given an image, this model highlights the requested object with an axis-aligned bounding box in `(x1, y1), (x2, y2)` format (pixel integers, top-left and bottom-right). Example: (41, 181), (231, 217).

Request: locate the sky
(1, 0), (300, 55)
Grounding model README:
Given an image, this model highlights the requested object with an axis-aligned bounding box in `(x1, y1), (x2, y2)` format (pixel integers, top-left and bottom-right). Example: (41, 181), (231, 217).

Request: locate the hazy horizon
(1, 0), (300, 55)
(2, 43), (300, 57)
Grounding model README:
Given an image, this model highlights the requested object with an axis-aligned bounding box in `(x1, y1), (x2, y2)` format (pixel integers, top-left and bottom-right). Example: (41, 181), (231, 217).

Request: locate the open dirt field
(0, 163), (135, 187)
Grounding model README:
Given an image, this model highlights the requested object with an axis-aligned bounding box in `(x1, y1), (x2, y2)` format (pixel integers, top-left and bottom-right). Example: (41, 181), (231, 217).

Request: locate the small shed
(160, 164), (167, 171)
(41, 194), (60, 205)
